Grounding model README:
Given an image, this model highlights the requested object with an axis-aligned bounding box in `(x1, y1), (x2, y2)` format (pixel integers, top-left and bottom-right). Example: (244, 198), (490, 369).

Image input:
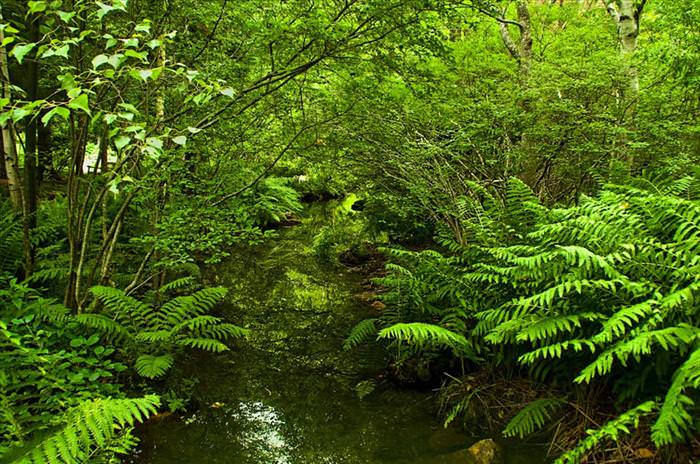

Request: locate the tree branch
(606, 1), (621, 21)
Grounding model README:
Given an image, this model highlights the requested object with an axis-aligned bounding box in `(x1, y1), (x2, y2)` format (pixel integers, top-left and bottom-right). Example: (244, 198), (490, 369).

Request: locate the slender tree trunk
(516, 1), (533, 81)
(497, 1), (533, 82)
(0, 129), (8, 198)
(0, 7), (24, 211)
(607, 0), (644, 94)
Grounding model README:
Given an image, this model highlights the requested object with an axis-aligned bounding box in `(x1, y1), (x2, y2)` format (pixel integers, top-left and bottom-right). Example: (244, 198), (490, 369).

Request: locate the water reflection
(134, 203), (546, 464)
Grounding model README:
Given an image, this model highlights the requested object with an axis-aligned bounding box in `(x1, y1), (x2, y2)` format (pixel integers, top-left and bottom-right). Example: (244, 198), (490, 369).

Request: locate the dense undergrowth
(2, 0), (700, 462)
(345, 175), (700, 462)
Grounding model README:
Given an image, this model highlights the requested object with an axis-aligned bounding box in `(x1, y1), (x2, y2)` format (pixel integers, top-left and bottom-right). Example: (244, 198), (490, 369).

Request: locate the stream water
(133, 203), (547, 464)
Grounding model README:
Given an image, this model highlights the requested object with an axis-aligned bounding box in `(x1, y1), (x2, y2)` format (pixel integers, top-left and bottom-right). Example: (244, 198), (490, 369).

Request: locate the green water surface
(133, 204), (546, 464)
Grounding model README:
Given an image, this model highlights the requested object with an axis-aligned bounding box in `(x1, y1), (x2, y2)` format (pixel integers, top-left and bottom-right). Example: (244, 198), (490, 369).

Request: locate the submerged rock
(431, 438), (503, 464)
(466, 439), (503, 464)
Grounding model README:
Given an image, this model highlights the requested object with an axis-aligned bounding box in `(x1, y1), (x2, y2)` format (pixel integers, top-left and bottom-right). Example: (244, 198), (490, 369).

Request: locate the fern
(81, 284), (245, 378)
(0, 201), (23, 274)
(356, 179), (700, 455)
(135, 355), (174, 379)
(11, 396), (160, 464)
(554, 401), (656, 464)
(651, 345), (700, 446)
(160, 276), (196, 293)
(344, 318), (378, 350)
(378, 322), (473, 356)
(503, 398), (565, 439)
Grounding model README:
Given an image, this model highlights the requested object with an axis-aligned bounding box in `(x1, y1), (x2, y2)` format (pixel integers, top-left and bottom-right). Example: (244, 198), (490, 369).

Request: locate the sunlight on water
(233, 401), (293, 464)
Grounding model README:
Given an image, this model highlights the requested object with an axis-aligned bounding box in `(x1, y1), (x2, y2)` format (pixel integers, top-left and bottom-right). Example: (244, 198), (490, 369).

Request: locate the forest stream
(132, 202), (546, 464)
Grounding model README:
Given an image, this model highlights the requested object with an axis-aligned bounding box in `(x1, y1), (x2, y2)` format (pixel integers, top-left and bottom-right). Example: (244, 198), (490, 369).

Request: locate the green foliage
(503, 398), (565, 439)
(83, 285), (248, 378)
(10, 396), (160, 464)
(554, 401), (656, 464)
(343, 318), (377, 351)
(0, 201), (22, 274)
(652, 346), (700, 446)
(359, 176), (700, 454)
(378, 322), (473, 357)
(311, 194), (376, 264)
(0, 279), (127, 459)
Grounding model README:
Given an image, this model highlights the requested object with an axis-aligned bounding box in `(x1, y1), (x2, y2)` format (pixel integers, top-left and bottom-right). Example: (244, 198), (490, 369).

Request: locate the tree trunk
(0, 7), (24, 211)
(607, 0), (644, 93)
(516, 1), (533, 80)
(496, 1), (533, 82)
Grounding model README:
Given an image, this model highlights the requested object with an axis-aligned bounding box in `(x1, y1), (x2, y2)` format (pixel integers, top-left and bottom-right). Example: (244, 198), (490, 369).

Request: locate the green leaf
(146, 137), (163, 151)
(172, 135), (187, 146)
(41, 107), (70, 125)
(107, 54), (126, 69)
(114, 135), (131, 151)
(58, 73), (77, 91)
(28, 1), (48, 13)
(135, 21), (151, 33)
(11, 43), (36, 64)
(92, 54), (109, 69)
(137, 69), (153, 82)
(56, 10), (76, 23)
(68, 94), (91, 115)
(135, 354), (174, 378)
(96, 2), (117, 20)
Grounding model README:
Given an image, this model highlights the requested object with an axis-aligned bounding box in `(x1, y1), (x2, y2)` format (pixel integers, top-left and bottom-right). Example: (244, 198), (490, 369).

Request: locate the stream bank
(132, 203), (546, 464)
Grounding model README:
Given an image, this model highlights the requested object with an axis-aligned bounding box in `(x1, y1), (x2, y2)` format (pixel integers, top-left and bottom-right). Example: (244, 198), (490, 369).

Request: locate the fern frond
(161, 287), (228, 325)
(516, 313), (603, 343)
(135, 355), (174, 379)
(344, 319), (378, 351)
(73, 313), (131, 342)
(12, 396), (160, 464)
(176, 337), (229, 352)
(503, 398), (565, 439)
(90, 286), (153, 327)
(160, 276), (196, 293)
(555, 401), (656, 464)
(378, 322), (471, 355)
(651, 346), (700, 446)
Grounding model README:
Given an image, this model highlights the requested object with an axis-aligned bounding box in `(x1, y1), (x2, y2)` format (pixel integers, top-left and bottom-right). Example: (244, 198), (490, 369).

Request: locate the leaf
(172, 136), (187, 146)
(146, 137), (163, 151)
(11, 43), (36, 64)
(68, 94), (91, 115)
(503, 398), (565, 438)
(114, 135), (131, 151)
(96, 2), (117, 20)
(137, 69), (153, 82)
(56, 10), (76, 23)
(41, 107), (70, 125)
(220, 87), (235, 98)
(135, 354), (174, 378)
(28, 1), (47, 13)
(92, 54), (109, 69)
(135, 21), (151, 33)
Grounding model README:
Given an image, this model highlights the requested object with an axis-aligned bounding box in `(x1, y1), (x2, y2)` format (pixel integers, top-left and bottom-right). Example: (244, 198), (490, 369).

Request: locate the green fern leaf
(135, 354), (174, 378)
(503, 398), (565, 438)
